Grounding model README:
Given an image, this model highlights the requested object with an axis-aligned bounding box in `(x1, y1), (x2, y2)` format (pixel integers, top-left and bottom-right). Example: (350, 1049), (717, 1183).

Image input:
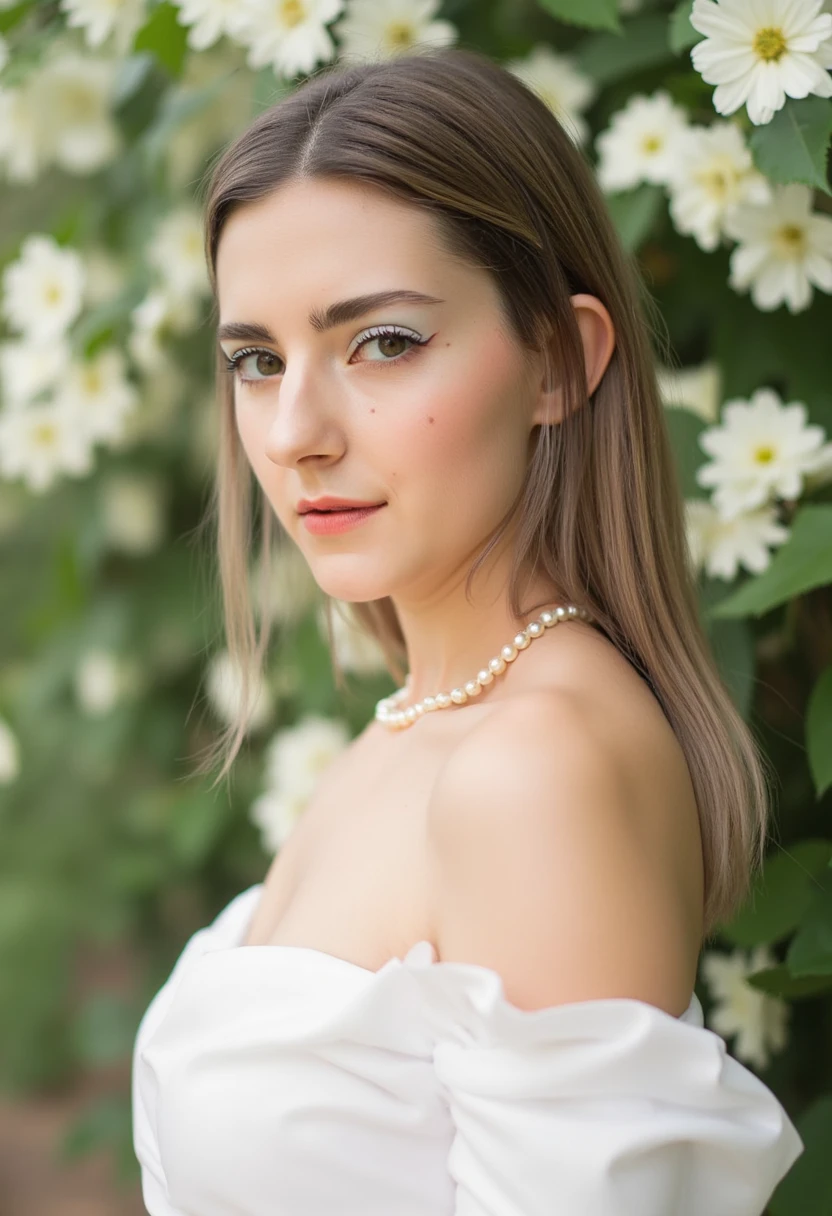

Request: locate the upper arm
(425, 693), (696, 1018)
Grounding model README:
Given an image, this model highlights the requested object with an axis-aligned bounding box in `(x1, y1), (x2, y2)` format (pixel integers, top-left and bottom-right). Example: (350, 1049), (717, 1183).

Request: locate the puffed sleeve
(408, 952), (804, 1216)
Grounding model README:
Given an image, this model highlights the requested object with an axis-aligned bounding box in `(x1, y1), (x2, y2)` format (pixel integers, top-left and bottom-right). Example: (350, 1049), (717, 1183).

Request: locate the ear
(530, 294), (616, 427)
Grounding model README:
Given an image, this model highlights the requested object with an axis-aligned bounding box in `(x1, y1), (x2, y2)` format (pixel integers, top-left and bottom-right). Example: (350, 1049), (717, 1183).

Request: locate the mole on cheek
(427, 416), (434, 424)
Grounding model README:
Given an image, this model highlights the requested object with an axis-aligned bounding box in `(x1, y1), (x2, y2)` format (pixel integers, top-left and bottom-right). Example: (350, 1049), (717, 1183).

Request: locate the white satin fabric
(132, 883), (804, 1216)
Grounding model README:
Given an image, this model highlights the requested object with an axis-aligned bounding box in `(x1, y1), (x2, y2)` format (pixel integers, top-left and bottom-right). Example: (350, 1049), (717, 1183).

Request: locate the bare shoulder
(424, 636), (705, 1017)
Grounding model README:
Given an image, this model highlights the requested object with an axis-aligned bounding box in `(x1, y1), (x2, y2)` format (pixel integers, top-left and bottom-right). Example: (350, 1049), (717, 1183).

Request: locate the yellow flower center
(44, 281), (63, 305)
(775, 223), (806, 258)
(753, 26), (787, 62)
(280, 0), (305, 28)
(641, 134), (662, 154)
(386, 21), (415, 48)
(34, 423), (57, 447)
(83, 368), (103, 394)
(696, 167), (730, 199)
(754, 445), (776, 464)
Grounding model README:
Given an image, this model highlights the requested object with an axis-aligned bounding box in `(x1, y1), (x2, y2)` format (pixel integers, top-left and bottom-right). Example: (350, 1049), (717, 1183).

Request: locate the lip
(297, 496), (386, 514)
(301, 503), (386, 535)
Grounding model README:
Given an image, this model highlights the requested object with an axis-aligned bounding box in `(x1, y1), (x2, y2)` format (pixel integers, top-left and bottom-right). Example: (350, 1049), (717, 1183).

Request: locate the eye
(223, 347), (282, 387)
(222, 324), (431, 390)
(349, 324), (429, 366)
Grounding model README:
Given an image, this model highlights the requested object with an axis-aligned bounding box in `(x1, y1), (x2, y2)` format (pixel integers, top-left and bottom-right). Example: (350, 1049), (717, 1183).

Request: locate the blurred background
(2, 0), (832, 1211)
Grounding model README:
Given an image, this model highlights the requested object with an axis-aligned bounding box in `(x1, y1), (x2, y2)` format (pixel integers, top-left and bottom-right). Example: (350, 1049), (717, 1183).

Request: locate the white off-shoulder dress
(132, 882), (804, 1216)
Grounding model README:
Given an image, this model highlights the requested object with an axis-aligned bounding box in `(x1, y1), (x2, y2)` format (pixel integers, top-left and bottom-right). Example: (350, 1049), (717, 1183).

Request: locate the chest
(241, 715), (476, 968)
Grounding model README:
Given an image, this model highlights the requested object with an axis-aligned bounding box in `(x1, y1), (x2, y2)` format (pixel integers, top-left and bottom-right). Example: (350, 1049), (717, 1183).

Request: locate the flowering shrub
(1, 0), (831, 1204)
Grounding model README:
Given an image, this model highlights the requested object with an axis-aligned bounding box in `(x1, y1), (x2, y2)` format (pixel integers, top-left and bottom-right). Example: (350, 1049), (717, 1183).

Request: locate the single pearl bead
(501, 643), (518, 662)
(528, 621), (544, 637)
(435, 692), (452, 708)
(489, 656), (506, 675)
(465, 680), (481, 696)
(540, 610), (554, 626)
(405, 706), (418, 723)
(477, 668), (494, 685)
(555, 606), (566, 620)
(514, 631), (530, 649)
(423, 696), (436, 711)
(450, 688), (467, 704)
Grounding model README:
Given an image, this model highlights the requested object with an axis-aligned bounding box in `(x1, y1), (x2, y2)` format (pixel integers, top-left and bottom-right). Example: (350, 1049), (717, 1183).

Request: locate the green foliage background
(1, 0), (832, 1209)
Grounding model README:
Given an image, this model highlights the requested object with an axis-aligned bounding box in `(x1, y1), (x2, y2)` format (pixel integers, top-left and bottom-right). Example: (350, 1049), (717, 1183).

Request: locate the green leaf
(806, 665), (832, 798)
(112, 52), (157, 108)
(718, 839), (832, 947)
(0, 2), (30, 34)
(664, 406), (709, 500)
(708, 615), (755, 718)
(769, 1094), (832, 1216)
(744, 963), (832, 1000)
(574, 14), (671, 85)
(133, 1), (189, 77)
(786, 866), (832, 976)
(709, 505), (832, 619)
(749, 96), (832, 196)
(604, 184), (664, 251)
(668, 0), (699, 54)
(535, 0), (620, 34)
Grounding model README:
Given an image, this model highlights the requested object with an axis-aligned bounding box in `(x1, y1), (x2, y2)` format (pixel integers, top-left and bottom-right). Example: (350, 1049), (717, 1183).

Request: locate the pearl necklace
(375, 602), (594, 730)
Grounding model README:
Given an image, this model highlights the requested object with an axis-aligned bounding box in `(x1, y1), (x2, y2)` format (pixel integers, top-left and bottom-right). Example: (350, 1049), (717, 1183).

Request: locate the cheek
(404, 338), (527, 486)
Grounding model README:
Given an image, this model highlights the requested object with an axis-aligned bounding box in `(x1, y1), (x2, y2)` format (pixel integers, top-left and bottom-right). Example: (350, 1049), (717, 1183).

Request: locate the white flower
(1, 235), (86, 341)
(684, 498), (790, 580)
(254, 542), (320, 625)
(204, 648), (274, 732)
(657, 359), (722, 423)
(232, 0), (343, 78)
(128, 287), (199, 369)
(60, 0), (147, 54)
(54, 348), (139, 448)
(0, 336), (72, 409)
(696, 385), (832, 519)
(700, 945), (790, 1070)
(75, 648), (124, 715)
(250, 786), (310, 852)
(0, 718), (20, 785)
(666, 121), (772, 252)
(690, 0), (832, 126)
(316, 601), (388, 674)
(99, 470), (167, 555)
(34, 51), (121, 174)
(263, 712), (350, 799)
(147, 208), (210, 302)
(505, 45), (597, 146)
(0, 83), (49, 183)
(172, 0), (249, 50)
(332, 0), (456, 62)
(594, 91), (689, 192)
(0, 398), (95, 493)
(723, 183), (832, 313)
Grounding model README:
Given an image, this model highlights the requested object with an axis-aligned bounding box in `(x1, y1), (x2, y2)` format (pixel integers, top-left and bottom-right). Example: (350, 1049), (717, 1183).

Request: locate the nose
(263, 358), (344, 468)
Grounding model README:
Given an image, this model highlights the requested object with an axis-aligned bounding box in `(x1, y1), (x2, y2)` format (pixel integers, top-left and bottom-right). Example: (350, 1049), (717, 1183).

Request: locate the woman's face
(215, 176), (544, 607)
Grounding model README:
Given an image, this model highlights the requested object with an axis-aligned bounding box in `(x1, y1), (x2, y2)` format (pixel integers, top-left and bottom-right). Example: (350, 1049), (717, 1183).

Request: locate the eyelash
(223, 324), (430, 390)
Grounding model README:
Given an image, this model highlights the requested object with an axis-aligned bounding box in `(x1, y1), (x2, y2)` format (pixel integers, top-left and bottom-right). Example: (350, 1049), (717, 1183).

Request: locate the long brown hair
(194, 45), (775, 942)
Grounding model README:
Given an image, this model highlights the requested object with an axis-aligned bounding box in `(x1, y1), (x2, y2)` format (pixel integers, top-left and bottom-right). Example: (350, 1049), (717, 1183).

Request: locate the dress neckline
(204, 883), (700, 1022)
(222, 882), (436, 976)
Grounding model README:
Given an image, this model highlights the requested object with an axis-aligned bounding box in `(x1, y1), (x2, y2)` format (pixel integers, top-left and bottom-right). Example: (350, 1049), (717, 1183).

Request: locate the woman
(132, 45), (803, 1215)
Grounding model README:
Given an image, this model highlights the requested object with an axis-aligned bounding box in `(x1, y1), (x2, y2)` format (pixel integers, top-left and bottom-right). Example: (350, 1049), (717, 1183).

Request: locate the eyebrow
(217, 289), (445, 344)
